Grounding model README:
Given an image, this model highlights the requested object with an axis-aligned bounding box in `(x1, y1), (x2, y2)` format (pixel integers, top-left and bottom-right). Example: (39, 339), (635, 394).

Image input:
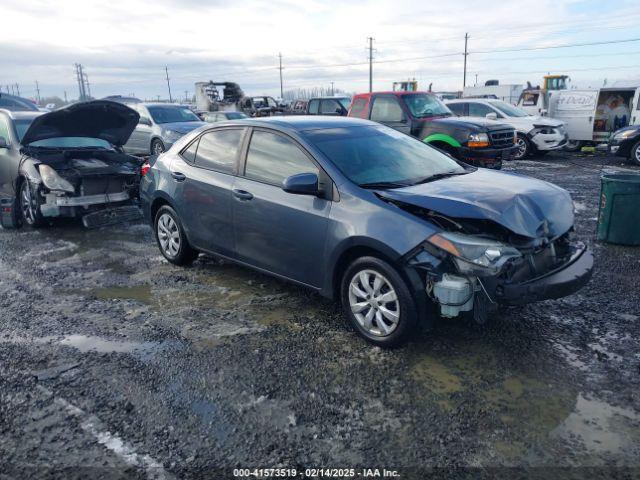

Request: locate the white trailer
(463, 84), (523, 104)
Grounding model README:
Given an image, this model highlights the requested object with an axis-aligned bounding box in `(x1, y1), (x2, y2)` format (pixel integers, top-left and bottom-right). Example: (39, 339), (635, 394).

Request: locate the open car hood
(377, 169), (574, 239)
(21, 100), (140, 147)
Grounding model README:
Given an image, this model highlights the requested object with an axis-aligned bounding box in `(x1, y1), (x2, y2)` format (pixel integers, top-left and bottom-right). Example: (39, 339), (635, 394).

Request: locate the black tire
(151, 139), (165, 156)
(153, 205), (198, 265)
(514, 134), (531, 159)
(340, 256), (419, 347)
(18, 180), (46, 228)
(564, 140), (583, 152)
(629, 140), (640, 166)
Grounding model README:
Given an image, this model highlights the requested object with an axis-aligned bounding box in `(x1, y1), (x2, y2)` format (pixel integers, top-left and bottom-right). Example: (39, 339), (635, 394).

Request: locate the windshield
(338, 98), (351, 110)
(489, 101), (529, 118)
(14, 119), (36, 142)
(305, 125), (464, 186)
(226, 112), (248, 119)
(147, 106), (200, 124)
(27, 137), (111, 148)
(402, 94), (452, 118)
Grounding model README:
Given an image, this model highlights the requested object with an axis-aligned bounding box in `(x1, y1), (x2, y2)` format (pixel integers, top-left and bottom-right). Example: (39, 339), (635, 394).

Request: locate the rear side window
(194, 128), (245, 173)
(350, 98), (368, 118)
(448, 103), (466, 116)
(371, 96), (404, 122)
(181, 139), (199, 163)
(308, 100), (320, 114)
(468, 103), (494, 117)
(0, 117), (11, 144)
(244, 130), (318, 185)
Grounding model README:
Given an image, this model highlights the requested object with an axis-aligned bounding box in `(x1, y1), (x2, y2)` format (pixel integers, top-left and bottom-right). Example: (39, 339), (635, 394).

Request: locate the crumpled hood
(21, 100), (139, 147)
(377, 169), (574, 239)
(161, 121), (207, 134)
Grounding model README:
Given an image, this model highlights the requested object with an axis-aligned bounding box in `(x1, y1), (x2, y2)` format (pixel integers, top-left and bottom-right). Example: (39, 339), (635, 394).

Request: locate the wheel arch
(423, 133), (462, 149)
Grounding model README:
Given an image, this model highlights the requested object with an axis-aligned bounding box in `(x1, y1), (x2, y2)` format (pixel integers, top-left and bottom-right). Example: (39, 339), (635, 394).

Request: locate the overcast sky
(1, 0), (639, 101)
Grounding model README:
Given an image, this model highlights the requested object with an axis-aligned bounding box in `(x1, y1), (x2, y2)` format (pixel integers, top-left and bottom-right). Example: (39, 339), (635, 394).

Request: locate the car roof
(223, 115), (377, 131)
(142, 103), (191, 107)
(447, 98), (495, 104)
(353, 91), (435, 98)
(309, 96), (350, 100)
(0, 108), (44, 120)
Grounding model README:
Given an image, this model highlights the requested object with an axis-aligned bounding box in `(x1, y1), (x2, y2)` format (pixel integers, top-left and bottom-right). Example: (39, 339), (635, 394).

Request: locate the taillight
(141, 162), (150, 177)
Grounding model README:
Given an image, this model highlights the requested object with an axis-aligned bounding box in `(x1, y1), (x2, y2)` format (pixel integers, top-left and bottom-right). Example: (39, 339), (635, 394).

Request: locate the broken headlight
(38, 164), (75, 193)
(427, 232), (521, 275)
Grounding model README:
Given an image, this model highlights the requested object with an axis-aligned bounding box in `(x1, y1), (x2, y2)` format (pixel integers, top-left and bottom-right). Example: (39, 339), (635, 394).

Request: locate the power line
(471, 37), (640, 54)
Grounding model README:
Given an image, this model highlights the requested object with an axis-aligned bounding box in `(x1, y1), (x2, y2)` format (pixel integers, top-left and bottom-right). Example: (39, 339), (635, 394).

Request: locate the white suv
(446, 98), (568, 159)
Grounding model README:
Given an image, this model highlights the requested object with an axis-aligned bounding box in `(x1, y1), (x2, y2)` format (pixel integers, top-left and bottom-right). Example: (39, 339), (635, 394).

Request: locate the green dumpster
(596, 174), (640, 245)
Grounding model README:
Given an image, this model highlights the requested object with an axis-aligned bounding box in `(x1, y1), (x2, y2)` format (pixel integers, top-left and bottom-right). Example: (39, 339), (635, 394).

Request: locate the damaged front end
(401, 204), (593, 323)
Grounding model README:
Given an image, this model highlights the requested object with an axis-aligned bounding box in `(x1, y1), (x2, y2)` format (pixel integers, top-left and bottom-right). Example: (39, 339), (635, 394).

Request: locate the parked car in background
(201, 111), (249, 123)
(0, 93), (39, 112)
(289, 99), (308, 114)
(446, 98), (567, 159)
(609, 125), (640, 165)
(0, 101), (142, 229)
(238, 96), (281, 117)
(123, 103), (206, 156)
(306, 97), (351, 116)
(140, 116), (592, 347)
(103, 95), (143, 105)
(349, 91), (516, 169)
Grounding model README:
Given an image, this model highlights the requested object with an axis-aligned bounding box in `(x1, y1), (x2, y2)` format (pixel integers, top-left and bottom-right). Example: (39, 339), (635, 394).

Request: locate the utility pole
(165, 66), (173, 103)
(475, 73), (478, 86)
(64, 91), (68, 103)
(331, 81), (334, 96)
(185, 90), (189, 102)
(463, 33), (469, 88)
(75, 63), (86, 101)
(35, 81), (41, 104)
(278, 53), (284, 100)
(15, 84), (20, 96)
(367, 37), (374, 93)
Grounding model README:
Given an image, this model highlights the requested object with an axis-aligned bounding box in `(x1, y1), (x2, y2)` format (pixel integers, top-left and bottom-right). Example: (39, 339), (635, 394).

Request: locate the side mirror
(0, 136), (9, 149)
(282, 172), (320, 196)
(139, 117), (152, 126)
(485, 112), (498, 120)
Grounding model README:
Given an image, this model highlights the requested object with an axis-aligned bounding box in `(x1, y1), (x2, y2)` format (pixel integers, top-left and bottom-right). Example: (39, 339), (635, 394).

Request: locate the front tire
(514, 134), (531, 159)
(629, 140), (640, 166)
(154, 205), (198, 265)
(19, 180), (45, 228)
(564, 140), (583, 152)
(340, 256), (419, 347)
(151, 139), (165, 156)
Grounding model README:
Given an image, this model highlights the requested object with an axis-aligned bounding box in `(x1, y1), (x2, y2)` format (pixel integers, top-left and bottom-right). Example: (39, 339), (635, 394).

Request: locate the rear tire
(151, 139), (165, 156)
(340, 256), (419, 347)
(154, 205), (198, 265)
(564, 140), (583, 152)
(629, 140), (640, 166)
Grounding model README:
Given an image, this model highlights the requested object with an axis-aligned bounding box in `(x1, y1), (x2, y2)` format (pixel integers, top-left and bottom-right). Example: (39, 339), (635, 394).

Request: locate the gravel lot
(1, 151), (639, 479)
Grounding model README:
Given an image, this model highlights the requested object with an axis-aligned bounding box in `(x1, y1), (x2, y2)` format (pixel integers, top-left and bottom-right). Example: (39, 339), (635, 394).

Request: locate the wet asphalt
(0, 151), (639, 479)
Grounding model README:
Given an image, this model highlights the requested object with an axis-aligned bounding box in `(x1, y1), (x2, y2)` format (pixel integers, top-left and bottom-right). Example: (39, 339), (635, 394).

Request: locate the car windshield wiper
(359, 181), (410, 189)
(409, 170), (469, 185)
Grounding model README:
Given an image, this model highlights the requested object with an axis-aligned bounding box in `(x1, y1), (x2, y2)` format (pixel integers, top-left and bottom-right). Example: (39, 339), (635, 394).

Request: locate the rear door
(170, 127), (246, 258)
(369, 95), (411, 135)
(0, 116), (17, 200)
(232, 128), (331, 288)
(551, 90), (597, 142)
(124, 105), (154, 154)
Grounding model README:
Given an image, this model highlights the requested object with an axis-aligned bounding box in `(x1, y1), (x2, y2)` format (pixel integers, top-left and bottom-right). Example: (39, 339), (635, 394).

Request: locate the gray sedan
(123, 103), (206, 156)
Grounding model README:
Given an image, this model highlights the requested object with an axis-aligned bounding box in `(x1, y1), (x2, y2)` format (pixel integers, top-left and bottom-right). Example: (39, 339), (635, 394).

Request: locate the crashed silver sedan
(0, 100), (143, 229)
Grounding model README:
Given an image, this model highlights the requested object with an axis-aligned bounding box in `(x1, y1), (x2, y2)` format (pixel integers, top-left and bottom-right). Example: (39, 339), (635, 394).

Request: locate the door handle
(232, 189), (254, 201)
(171, 171), (186, 182)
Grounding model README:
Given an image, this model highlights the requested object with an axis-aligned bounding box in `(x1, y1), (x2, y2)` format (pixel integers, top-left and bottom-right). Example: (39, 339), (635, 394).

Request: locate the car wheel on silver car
(514, 134), (530, 159)
(341, 256), (418, 347)
(19, 180), (44, 228)
(154, 205), (198, 265)
(151, 139), (165, 156)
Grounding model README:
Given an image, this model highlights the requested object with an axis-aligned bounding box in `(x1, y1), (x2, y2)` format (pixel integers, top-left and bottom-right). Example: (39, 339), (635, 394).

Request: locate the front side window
(447, 103), (466, 116)
(468, 103), (495, 117)
(489, 101), (529, 117)
(305, 125), (464, 186)
(194, 128), (245, 173)
(308, 100), (320, 114)
(0, 118), (11, 144)
(370, 96), (405, 122)
(147, 106), (200, 124)
(245, 130), (318, 185)
(338, 98), (351, 110)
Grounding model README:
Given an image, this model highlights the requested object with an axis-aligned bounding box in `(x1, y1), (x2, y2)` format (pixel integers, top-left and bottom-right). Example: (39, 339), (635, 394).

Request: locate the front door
(369, 95), (411, 135)
(170, 127), (246, 258)
(232, 128), (331, 288)
(0, 117), (17, 200)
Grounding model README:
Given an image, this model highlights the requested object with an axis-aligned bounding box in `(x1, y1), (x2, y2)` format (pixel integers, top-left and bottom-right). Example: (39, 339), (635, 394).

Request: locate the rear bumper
(458, 146), (516, 169)
(492, 242), (594, 305)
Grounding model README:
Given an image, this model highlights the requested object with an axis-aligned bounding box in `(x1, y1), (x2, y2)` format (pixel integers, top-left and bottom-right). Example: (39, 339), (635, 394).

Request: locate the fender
(422, 133), (461, 148)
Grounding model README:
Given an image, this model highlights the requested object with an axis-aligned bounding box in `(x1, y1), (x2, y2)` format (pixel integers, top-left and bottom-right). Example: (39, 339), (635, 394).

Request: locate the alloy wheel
(348, 269), (400, 337)
(20, 182), (36, 225)
(515, 137), (527, 159)
(634, 145), (640, 164)
(152, 141), (165, 155)
(157, 213), (180, 258)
